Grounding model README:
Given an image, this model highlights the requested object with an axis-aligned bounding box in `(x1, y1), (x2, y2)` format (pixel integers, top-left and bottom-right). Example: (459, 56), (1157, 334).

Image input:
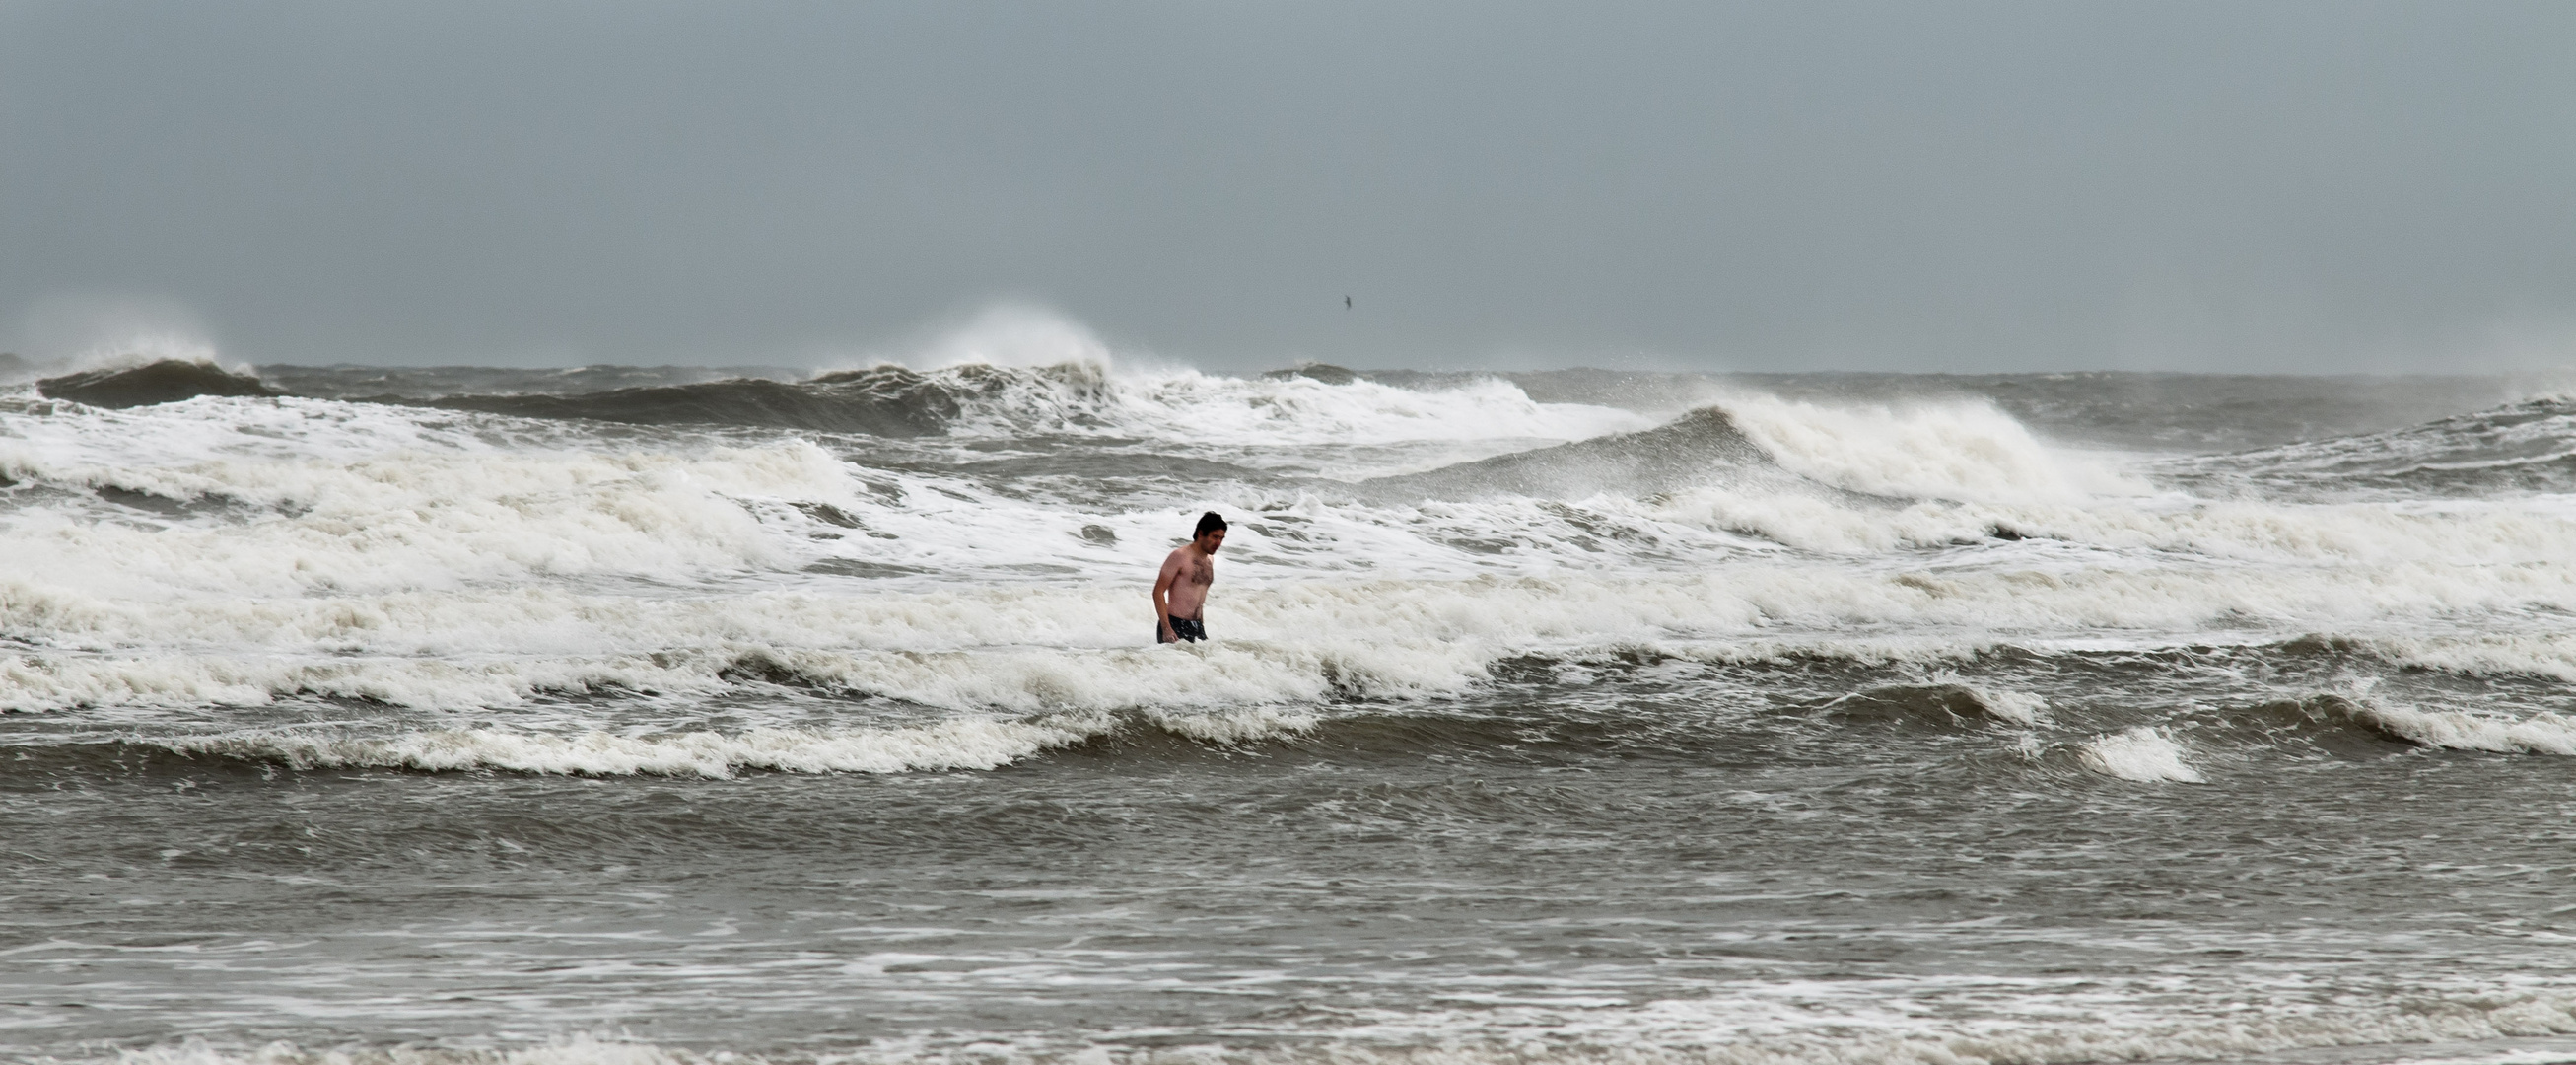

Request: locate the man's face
(1198, 529), (1226, 553)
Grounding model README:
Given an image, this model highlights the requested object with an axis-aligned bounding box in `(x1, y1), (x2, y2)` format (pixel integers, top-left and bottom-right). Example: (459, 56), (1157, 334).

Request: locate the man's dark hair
(1195, 511), (1227, 538)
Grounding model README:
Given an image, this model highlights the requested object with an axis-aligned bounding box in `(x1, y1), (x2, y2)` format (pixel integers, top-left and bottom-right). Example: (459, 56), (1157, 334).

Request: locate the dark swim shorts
(1158, 616), (1207, 644)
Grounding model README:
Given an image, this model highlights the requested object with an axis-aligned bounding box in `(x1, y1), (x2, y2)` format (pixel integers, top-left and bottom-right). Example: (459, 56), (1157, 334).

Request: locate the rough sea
(10, 331), (2576, 1065)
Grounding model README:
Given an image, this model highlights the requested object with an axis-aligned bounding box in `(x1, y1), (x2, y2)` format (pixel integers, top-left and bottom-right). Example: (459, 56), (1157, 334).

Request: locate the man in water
(1153, 511), (1226, 643)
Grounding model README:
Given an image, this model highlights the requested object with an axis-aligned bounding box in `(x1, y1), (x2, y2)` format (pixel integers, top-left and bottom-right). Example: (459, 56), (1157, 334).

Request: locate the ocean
(8, 341), (2576, 1065)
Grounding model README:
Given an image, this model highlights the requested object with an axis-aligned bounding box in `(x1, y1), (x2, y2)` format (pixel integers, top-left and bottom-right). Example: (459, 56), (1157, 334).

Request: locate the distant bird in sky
(1344, 295), (1352, 309)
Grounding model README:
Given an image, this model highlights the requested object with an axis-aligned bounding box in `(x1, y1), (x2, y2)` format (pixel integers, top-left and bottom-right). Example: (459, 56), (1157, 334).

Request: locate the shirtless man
(1152, 511), (1226, 643)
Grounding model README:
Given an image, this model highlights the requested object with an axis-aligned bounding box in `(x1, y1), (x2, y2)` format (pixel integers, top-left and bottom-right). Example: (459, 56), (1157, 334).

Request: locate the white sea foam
(158, 718), (1110, 777)
(13, 549), (2576, 719)
(2078, 726), (2206, 782)
(13, 369), (2576, 727)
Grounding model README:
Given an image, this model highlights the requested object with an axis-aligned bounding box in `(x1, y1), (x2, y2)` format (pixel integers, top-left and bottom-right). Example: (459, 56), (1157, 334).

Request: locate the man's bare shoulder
(1159, 545), (1195, 568)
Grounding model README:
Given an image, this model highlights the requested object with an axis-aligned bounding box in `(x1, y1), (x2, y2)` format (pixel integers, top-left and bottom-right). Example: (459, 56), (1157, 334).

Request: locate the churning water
(8, 337), (2576, 1065)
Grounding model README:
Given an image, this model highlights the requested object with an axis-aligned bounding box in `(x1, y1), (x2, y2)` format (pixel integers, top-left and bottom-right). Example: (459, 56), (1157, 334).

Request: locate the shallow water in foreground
(6, 357), (2576, 1065)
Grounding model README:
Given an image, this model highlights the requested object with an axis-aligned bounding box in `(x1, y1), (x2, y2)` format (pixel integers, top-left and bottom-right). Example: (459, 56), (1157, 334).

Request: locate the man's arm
(1150, 551), (1181, 639)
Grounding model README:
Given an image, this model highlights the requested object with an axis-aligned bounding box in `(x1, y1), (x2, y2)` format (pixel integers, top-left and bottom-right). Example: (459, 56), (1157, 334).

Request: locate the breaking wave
(1716, 390), (2146, 502)
(1361, 406), (1789, 501)
(109, 704), (1301, 777)
(35, 359), (282, 408)
(414, 367), (971, 437)
(27, 666), (2574, 780)
(2076, 726), (2205, 782)
(2252, 692), (2576, 755)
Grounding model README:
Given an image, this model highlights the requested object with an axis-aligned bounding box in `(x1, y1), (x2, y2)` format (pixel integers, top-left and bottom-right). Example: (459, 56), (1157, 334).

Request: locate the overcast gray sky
(2, 0), (2571, 372)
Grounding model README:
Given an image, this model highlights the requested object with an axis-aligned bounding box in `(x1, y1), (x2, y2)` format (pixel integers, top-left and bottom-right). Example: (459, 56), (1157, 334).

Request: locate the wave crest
(36, 360), (282, 408)
(131, 705), (1324, 778)
(2272, 692), (2576, 755)
(2076, 726), (2205, 782)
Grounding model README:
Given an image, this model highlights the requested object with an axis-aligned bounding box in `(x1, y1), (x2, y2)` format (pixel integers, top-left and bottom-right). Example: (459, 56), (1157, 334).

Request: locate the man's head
(1193, 511), (1227, 552)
